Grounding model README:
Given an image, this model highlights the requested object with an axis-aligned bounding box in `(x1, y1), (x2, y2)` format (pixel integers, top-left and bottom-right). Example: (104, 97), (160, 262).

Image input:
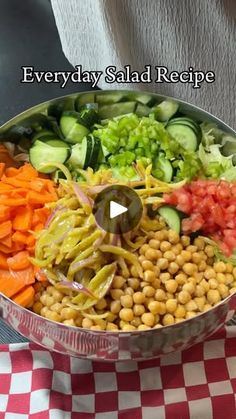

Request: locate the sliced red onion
(93, 231), (107, 248)
(45, 205), (66, 228)
(110, 234), (120, 246)
(71, 255), (98, 271)
(73, 183), (93, 207)
(56, 280), (96, 298)
(13, 153), (29, 162)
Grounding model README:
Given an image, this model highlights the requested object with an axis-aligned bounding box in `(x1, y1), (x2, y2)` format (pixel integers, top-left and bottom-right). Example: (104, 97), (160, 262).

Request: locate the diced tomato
(164, 179), (236, 257)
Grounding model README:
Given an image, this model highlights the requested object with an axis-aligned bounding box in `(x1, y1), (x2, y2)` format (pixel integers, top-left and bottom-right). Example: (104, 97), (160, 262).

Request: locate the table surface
(0, 0), (92, 343)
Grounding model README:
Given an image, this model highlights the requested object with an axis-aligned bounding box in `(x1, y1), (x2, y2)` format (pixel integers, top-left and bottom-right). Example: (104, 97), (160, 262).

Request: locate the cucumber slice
(221, 135), (236, 156)
(44, 139), (70, 149)
(79, 107), (99, 128)
(166, 124), (198, 151)
(153, 156), (173, 182)
(128, 93), (154, 106)
(60, 111), (89, 144)
(67, 135), (94, 169)
(158, 206), (181, 233)
(98, 102), (137, 119)
(32, 130), (55, 142)
(76, 93), (95, 108)
(152, 100), (179, 122)
(29, 141), (70, 173)
(167, 117), (201, 137)
(95, 92), (125, 104)
(88, 137), (101, 168)
(135, 103), (151, 117)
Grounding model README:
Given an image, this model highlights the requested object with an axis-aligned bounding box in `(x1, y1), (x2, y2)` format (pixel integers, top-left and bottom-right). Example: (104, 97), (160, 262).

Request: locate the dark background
(0, 0), (91, 342)
(0, 0), (92, 125)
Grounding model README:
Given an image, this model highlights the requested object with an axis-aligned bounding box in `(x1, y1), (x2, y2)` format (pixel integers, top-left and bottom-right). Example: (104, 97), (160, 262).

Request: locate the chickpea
(40, 306), (49, 317)
(192, 252), (202, 265)
(44, 311), (61, 322)
(204, 268), (216, 280)
(33, 301), (43, 315)
(194, 272), (204, 283)
(175, 273), (187, 285)
(168, 262), (179, 275)
(207, 289), (221, 304)
(124, 287), (134, 296)
(131, 317), (142, 327)
(149, 239), (160, 249)
(144, 270), (156, 283)
(95, 298), (107, 310)
(51, 289), (63, 302)
(153, 266), (161, 277)
(90, 325), (102, 331)
(62, 296), (70, 304)
(225, 263), (233, 273)
(182, 282), (195, 295)
(186, 245), (198, 253)
(75, 317), (83, 327)
(205, 245), (215, 257)
(82, 318), (94, 329)
(186, 312), (196, 319)
(155, 230), (168, 241)
(168, 230), (180, 244)
(233, 267), (236, 279)
(112, 276), (126, 289)
(143, 286), (155, 297)
(225, 274), (234, 285)
(63, 319), (76, 326)
(110, 289), (124, 300)
(174, 305), (186, 318)
(175, 318), (185, 323)
(152, 278), (161, 289)
(214, 261), (227, 273)
(208, 278), (218, 290)
(138, 324), (151, 331)
(122, 324), (136, 332)
(160, 272), (171, 283)
(166, 292), (174, 299)
(154, 324), (163, 329)
(175, 254), (185, 266)
(133, 304), (145, 317)
(119, 308), (134, 322)
(139, 244), (149, 255)
(178, 290), (191, 304)
(207, 257), (215, 266)
(185, 299), (198, 311)
(50, 303), (62, 314)
(133, 292), (145, 304)
(203, 303), (212, 312)
(166, 298), (178, 313)
(155, 289), (166, 301)
(183, 263), (197, 276)
(165, 280), (178, 293)
(160, 241), (171, 252)
(142, 260), (154, 271)
(141, 312), (155, 327)
(163, 251), (176, 262)
(218, 283), (229, 298)
(200, 279), (210, 293)
(198, 260), (207, 272)
(163, 313), (175, 326)
(148, 301), (160, 315)
(120, 294), (133, 308)
(106, 312), (116, 323)
(171, 245), (181, 256)
(145, 248), (160, 261)
(157, 258), (169, 270)
(181, 250), (192, 262)
(181, 236), (191, 247)
(61, 307), (78, 320)
(195, 285), (205, 298)
(46, 285), (55, 295)
(194, 237), (205, 250)
(110, 300), (121, 314)
(127, 278), (140, 290)
(140, 281), (149, 288)
(194, 296), (206, 311)
(229, 287), (236, 295)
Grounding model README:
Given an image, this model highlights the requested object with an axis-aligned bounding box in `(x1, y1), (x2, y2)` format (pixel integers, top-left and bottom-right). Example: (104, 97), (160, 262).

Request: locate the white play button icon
(110, 201), (128, 219)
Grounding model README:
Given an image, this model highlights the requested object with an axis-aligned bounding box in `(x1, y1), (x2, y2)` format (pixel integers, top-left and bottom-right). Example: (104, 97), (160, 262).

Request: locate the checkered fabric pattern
(0, 326), (236, 419)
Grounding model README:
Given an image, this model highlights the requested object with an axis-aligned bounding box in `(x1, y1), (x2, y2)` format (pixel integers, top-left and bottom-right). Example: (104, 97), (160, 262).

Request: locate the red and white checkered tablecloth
(0, 326), (236, 419)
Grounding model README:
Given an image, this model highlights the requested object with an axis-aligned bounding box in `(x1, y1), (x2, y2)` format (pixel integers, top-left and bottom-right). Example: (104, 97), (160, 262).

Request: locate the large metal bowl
(0, 90), (236, 361)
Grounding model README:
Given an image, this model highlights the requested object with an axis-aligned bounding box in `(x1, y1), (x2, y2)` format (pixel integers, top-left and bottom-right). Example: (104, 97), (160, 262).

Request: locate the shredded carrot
(0, 162), (57, 305)
(12, 285), (35, 308)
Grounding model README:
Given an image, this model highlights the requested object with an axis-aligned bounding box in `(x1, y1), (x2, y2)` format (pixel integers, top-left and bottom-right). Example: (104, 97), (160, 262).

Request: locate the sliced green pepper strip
(71, 263), (116, 310)
(99, 245), (143, 278)
(66, 230), (102, 260)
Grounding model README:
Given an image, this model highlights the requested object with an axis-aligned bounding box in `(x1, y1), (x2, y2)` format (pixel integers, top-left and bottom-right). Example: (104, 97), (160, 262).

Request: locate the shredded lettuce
(198, 143), (236, 180)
